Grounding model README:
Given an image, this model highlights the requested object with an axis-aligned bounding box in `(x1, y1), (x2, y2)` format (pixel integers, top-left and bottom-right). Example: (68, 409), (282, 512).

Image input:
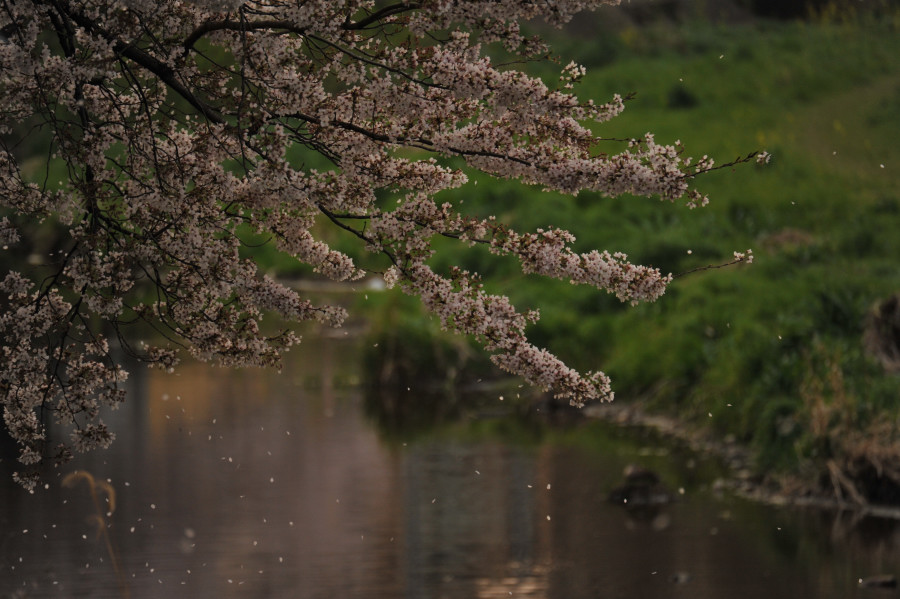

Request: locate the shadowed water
(2, 336), (898, 598)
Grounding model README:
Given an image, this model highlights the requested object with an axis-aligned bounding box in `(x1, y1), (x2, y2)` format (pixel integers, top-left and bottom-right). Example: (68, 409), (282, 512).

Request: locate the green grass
(364, 13), (900, 481)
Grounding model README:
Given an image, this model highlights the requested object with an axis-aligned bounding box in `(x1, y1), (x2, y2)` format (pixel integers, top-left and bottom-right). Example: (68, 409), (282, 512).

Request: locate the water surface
(2, 336), (898, 598)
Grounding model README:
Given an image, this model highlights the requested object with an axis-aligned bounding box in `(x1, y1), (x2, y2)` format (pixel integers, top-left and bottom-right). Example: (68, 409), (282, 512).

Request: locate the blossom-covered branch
(0, 0), (759, 489)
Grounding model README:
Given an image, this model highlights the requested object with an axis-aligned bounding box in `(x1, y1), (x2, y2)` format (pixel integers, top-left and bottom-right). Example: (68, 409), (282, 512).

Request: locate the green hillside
(366, 10), (900, 499)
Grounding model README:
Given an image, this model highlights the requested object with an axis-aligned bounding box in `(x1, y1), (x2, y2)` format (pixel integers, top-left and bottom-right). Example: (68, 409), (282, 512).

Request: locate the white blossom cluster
(0, 0), (759, 488)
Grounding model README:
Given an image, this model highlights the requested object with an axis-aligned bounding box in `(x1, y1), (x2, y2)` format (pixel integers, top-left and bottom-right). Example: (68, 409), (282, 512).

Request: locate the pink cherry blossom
(0, 0), (761, 489)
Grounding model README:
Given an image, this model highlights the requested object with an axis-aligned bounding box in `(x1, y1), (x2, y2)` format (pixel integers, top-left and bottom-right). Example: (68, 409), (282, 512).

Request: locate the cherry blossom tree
(0, 0), (759, 489)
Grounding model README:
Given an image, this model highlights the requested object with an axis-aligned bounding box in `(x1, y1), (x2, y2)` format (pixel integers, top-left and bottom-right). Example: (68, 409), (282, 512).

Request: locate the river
(1, 335), (898, 598)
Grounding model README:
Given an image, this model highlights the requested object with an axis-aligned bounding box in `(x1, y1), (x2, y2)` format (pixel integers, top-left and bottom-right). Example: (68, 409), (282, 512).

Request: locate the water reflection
(1, 336), (898, 598)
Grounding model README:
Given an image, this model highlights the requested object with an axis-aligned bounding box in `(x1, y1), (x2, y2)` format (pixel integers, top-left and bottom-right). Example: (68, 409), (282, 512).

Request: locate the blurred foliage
(359, 291), (502, 439)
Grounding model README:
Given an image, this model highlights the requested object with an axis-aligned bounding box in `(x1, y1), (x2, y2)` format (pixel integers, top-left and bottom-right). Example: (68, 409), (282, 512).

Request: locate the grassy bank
(363, 12), (900, 501)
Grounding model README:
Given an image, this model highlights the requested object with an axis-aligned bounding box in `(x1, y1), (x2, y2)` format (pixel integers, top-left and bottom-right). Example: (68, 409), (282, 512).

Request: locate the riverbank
(583, 399), (900, 520)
